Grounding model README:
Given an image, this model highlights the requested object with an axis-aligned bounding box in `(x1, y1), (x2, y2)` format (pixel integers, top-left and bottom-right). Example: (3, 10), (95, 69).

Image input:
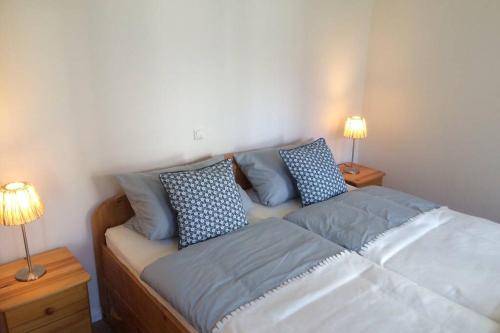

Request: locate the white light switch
(193, 128), (204, 141)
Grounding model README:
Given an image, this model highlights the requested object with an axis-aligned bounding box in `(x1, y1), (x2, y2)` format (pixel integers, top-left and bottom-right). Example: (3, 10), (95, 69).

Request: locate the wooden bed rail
(92, 194), (133, 306)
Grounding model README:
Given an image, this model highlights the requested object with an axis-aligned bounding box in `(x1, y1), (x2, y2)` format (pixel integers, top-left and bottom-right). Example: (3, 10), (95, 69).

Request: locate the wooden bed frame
(91, 154), (251, 333)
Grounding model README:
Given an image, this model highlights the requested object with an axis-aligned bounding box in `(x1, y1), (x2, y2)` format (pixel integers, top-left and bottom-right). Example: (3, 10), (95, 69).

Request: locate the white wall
(0, 0), (373, 320)
(303, 0), (373, 160)
(361, 0), (500, 221)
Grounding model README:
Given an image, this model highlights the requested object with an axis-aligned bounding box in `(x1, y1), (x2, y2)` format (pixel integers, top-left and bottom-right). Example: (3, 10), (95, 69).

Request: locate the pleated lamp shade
(0, 182), (45, 226)
(344, 116), (367, 139)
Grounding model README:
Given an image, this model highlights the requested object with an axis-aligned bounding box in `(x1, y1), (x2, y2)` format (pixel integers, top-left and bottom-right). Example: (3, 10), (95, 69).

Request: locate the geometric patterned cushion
(159, 159), (248, 249)
(280, 138), (347, 206)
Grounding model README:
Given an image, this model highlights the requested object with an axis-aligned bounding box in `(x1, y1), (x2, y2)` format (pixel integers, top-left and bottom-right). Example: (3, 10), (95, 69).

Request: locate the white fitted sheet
(105, 217), (179, 275)
(246, 199), (301, 224)
(246, 184), (357, 223)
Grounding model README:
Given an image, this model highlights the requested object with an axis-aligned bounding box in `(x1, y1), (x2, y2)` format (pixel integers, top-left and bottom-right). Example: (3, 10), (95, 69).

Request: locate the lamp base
(343, 166), (360, 175)
(15, 264), (46, 282)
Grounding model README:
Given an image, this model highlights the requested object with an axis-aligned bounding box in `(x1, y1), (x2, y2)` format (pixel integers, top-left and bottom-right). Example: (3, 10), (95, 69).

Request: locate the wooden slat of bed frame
(91, 157), (251, 333)
(101, 246), (194, 333)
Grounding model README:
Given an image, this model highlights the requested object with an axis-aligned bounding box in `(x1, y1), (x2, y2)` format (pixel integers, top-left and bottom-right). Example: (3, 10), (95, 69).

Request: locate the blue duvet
(285, 186), (440, 251)
(141, 219), (344, 333)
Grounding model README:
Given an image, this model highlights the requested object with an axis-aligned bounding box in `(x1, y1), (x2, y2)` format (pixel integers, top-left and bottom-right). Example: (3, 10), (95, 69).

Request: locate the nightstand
(339, 163), (385, 188)
(0, 247), (91, 333)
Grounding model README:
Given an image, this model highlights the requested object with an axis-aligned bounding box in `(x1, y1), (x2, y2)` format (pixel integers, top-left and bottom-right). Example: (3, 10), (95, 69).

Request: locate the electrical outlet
(193, 128), (204, 141)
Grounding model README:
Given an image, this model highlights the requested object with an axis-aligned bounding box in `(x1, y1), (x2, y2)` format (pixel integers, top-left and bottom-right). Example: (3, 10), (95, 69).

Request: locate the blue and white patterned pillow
(280, 138), (347, 206)
(159, 159), (248, 249)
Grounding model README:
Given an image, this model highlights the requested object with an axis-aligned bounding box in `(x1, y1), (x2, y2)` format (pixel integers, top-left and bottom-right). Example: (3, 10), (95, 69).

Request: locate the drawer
(28, 310), (90, 333)
(5, 284), (89, 333)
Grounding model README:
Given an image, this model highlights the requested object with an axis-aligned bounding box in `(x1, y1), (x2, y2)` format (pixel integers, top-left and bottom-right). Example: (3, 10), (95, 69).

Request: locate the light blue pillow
(116, 156), (224, 240)
(280, 138), (347, 206)
(159, 160), (248, 249)
(238, 185), (254, 212)
(235, 141), (310, 207)
(245, 188), (260, 203)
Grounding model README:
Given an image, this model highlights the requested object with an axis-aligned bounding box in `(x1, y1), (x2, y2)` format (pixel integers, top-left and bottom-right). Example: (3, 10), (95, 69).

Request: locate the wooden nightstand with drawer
(0, 247), (91, 333)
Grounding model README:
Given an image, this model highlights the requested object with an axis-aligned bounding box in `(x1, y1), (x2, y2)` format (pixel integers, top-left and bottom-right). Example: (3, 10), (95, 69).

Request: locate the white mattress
(346, 184), (357, 192)
(105, 202), (300, 275)
(246, 199), (301, 224)
(105, 203), (303, 275)
(106, 184), (358, 275)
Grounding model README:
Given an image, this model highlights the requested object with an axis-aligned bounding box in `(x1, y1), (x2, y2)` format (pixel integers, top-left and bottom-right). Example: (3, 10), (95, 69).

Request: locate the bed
(92, 152), (499, 332)
(93, 196), (498, 333)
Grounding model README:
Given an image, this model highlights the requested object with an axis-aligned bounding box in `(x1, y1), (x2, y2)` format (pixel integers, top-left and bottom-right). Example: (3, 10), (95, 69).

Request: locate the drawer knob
(45, 307), (56, 315)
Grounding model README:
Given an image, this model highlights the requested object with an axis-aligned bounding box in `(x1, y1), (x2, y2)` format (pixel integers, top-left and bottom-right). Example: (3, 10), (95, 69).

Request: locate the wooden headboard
(224, 153), (252, 190)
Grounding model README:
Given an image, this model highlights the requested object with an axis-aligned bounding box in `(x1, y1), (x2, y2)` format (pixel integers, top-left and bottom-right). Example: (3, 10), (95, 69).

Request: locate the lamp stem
(21, 224), (33, 273)
(351, 138), (356, 168)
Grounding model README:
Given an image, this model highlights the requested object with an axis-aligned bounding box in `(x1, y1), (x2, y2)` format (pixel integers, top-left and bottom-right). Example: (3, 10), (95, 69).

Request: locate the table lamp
(0, 182), (46, 282)
(343, 116), (367, 175)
